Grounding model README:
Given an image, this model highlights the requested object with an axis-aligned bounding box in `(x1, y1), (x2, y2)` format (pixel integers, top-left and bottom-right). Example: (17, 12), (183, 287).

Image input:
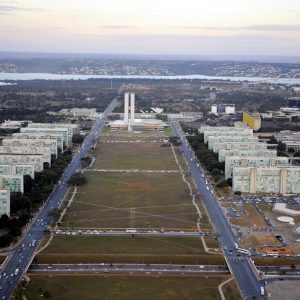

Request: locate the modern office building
(0, 174), (24, 193)
(218, 149), (277, 162)
(281, 141), (300, 152)
(12, 132), (64, 150)
(204, 130), (253, 144)
(225, 156), (290, 179)
(211, 104), (236, 115)
(0, 146), (51, 166)
(0, 185), (10, 217)
(0, 164), (35, 179)
(208, 136), (258, 150)
(27, 123), (78, 145)
(288, 97), (300, 109)
(213, 142), (268, 153)
(242, 111), (261, 131)
(2, 139), (58, 157)
(199, 125), (252, 134)
(21, 127), (69, 147)
(0, 120), (31, 130)
(233, 167), (300, 194)
(0, 155), (44, 172)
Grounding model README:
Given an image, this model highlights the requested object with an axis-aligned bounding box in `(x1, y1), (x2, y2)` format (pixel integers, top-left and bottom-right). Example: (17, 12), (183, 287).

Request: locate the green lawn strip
(91, 142), (179, 170)
(61, 172), (199, 230)
(223, 279), (242, 300)
(36, 236), (224, 265)
(253, 257), (300, 266)
(23, 275), (233, 300)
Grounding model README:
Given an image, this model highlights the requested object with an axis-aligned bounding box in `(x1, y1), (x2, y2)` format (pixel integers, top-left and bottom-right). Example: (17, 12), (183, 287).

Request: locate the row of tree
(0, 150), (73, 247)
(187, 133), (229, 189)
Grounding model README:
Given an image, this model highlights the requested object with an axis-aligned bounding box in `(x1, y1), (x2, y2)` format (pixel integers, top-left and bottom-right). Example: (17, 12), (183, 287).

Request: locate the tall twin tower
(124, 93), (135, 123)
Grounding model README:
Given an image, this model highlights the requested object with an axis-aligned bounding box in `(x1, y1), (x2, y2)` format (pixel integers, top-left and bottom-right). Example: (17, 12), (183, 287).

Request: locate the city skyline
(1, 0), (300, 55)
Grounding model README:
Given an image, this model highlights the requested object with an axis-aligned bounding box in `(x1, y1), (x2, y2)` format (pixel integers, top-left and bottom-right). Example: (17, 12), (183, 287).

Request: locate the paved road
(28, 263), (300, 277)
(52, 229), (217, 237)
(83, 169), (181, 173)
(0, 98), (118, 299)
(28, 263), (229, 276)
(170, 121), (264, 300)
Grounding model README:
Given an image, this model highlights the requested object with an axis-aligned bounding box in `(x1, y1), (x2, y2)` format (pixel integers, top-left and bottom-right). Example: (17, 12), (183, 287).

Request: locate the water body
(0, 81), (16, 86)
(0, 72), (300, 84)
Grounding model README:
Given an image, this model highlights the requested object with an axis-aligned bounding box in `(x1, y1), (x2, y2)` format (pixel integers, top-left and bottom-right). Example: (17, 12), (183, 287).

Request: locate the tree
(0, 234), (14, 247)
(24, 175), (34, 193)
(68, 175), (87, 186)
(72, 134), (85, 144)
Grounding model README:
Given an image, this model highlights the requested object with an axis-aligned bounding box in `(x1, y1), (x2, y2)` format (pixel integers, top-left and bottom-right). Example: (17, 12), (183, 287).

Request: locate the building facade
(0, 164), (35, 178)
(0, 174), (24, 193)
(0, 146), (51, 165)
(13, 132), (64, 150)
(242, 111), (261, 131)
(208, 136), (258, 150)
(27, 123), (78, 145)
(21, 127), (69, 147)
(0, 187), (10, 217)
(213, 142), (268, 154)
(225, 156), (290, 179)
(218, 149), (277, 162)
(211, 104), (236, 115)
(2, 139), (58, 157)
(203, 127), (253, 143)
(0, 155), (44, 172)
(233, 167), (300, 194)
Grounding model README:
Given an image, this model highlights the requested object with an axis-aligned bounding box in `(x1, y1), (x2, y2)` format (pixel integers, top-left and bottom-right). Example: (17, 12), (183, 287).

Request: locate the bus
(234, 243), (250, 255)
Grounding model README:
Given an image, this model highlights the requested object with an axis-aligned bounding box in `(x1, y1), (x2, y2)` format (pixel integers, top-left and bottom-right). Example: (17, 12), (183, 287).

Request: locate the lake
(0, 72), (300, 85)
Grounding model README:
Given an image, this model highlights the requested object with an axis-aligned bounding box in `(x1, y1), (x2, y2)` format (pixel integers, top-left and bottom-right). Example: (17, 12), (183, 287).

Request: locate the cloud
(0, 4), (47, 14)
(99, 25), (139, 30)
(184, 24), (300, 32)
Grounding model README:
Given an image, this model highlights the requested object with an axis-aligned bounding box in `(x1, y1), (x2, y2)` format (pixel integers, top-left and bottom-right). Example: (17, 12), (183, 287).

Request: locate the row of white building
(199, 125), (300, 195)
(0, 123), (79, 217)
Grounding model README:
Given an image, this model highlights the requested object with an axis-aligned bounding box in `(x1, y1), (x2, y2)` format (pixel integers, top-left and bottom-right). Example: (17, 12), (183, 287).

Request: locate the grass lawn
(61, 172), (201, 230)
(36, 236), (224, 265)
(231, 204), (266, 228)
(22, 275), (238, 300)
(223, 279), (242, 300)
(91, 141), (181, 170)
(254, 257), (300, 266)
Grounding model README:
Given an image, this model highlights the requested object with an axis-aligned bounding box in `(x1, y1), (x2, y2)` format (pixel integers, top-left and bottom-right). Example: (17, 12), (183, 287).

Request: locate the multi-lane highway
(52, 229), (217, 237)
(170, 120), (264, 300)
(0, 98), (118, 299)
(28, 263), (229, 276)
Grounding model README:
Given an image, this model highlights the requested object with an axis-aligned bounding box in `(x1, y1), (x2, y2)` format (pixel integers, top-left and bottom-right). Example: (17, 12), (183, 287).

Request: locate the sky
(1, 0), (300, 56)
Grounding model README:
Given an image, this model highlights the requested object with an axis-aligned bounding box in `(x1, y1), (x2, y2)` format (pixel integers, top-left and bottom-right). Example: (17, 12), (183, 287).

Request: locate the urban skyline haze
(1, 0), (300, 56)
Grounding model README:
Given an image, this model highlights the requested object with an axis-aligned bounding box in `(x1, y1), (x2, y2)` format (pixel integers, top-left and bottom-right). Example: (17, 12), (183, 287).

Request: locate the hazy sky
(1, 0), (300, 56)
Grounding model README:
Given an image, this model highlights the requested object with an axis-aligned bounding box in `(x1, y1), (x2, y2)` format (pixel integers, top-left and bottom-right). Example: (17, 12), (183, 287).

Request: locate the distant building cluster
(199, 125), (300, 195)
(56, 108), (101, 119)
(46, 107), (101, 120)
(0, 120), (32, 130)
(274, 130), (300, 152)
(0, 122), (79, 217)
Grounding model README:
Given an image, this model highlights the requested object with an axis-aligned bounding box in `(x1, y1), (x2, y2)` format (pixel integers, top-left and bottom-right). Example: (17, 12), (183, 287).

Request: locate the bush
(0, 234), (14, 247)
(68, 175), (87, 186)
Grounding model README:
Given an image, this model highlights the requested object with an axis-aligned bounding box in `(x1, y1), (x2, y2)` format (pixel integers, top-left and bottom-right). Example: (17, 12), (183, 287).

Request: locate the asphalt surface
(28, 263), (229, 276)
(28, 263), (300, 277)
(0, 98), (117, 299)
(52, 229), (217, 237)
(170, 120), (265, 300)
